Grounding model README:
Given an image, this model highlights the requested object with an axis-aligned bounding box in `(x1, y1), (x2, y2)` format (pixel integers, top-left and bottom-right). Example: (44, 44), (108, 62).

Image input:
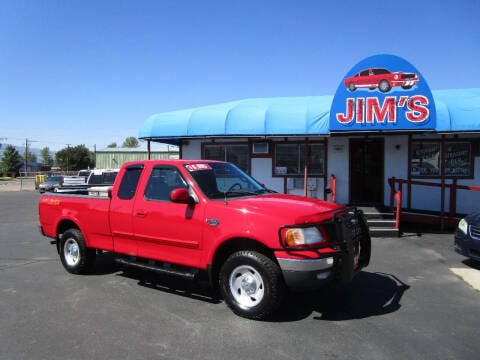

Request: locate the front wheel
(59, 228), (96, 274)
(219, 251), (285, 320)
(379, 79), (391, 93)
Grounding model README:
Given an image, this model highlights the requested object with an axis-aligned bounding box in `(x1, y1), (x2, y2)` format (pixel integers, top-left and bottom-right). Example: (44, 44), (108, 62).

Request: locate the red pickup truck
(39, 159), (371, 319)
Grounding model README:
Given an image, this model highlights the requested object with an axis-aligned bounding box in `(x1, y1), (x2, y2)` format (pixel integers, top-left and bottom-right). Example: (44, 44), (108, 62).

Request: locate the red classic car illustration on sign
(344, 67), (419, 93)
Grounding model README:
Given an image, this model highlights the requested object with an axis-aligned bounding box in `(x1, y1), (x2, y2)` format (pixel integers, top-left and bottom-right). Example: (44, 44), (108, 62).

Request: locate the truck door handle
(135, 210), (148, 217)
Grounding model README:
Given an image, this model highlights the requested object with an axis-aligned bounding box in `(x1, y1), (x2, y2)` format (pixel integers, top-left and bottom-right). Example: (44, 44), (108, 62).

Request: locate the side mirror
(170, 188), (196, 205)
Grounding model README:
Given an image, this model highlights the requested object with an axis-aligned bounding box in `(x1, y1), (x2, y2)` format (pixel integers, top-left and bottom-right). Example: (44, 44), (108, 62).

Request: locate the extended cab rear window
(117, 165), (143, 200)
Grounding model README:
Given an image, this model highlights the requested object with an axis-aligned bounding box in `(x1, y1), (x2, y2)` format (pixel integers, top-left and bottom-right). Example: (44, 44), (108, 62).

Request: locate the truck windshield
(187, 162), (267, 199)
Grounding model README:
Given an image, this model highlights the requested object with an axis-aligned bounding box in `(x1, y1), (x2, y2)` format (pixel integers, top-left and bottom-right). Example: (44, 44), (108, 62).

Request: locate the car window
(89, 171), (118, 185)
(188, 162), (264, 199)
(48, 176), (62, 182)
(373, 68), (390, 75)
(117, 165), (143, 200)
(145, 167), (187, 201)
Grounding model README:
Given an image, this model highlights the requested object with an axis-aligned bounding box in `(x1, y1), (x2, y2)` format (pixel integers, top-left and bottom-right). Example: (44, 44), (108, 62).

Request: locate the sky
(1, 0), (479, 152)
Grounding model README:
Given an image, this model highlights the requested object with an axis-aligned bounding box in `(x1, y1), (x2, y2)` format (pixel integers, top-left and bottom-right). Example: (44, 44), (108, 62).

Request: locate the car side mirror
(170, 188), (196, 205)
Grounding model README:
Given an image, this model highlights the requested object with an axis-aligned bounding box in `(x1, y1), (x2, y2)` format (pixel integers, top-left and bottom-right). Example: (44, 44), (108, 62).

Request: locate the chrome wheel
(64, 238), (80, 267)
(229, 264), (265, 309)
(59, 228), (95, 274)
(379, 80), (391, 93)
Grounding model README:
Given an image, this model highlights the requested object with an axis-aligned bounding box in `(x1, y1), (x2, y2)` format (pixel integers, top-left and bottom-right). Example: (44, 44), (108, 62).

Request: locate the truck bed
(39, 193), (114, 251)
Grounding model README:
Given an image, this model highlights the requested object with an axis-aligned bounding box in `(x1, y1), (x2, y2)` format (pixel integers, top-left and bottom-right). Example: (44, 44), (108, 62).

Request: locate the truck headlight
(458, 218), (468, 235)
(282, 227), (325, 248)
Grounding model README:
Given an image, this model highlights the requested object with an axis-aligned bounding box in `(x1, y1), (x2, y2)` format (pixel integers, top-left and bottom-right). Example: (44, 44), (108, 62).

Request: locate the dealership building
(138, 55), (480, 228)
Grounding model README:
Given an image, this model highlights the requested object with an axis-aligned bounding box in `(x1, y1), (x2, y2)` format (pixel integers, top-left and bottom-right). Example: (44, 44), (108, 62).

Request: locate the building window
(445, 142), (472, 177)
(203, 144), (249, 171)
(274, 143), (325, 176)
(410, 141), (472, 178)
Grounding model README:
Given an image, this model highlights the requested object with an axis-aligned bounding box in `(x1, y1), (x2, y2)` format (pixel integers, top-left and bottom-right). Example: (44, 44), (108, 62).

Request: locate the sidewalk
(0, 178), (36, 191)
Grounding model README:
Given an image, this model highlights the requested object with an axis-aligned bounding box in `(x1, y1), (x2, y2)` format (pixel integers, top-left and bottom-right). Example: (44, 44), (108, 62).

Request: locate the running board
(115, 257), (198, 280)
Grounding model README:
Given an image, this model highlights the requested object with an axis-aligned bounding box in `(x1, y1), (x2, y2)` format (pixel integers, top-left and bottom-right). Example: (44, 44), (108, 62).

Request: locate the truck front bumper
(277, 256), (335, 290)
(276, 207), (371, 290)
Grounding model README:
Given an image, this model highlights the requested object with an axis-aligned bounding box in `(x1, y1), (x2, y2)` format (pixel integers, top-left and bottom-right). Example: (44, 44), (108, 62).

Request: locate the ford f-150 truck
(39, 159), (371, 319)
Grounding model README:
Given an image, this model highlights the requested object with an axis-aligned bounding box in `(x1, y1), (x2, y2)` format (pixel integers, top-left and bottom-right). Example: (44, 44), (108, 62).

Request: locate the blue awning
(139, 88), (480, 143)
(430, 88), (480, 132)
(139, 96), (332, 144)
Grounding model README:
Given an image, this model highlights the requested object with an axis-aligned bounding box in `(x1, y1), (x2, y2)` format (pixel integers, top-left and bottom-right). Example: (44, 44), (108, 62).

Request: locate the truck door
(132, 165), (205, 268)
(109, 164), (144, 256)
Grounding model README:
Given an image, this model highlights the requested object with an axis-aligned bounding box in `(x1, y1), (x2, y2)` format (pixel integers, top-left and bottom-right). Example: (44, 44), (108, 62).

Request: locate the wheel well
(55, 220), (80, 253)
(209, 238), (277, 290)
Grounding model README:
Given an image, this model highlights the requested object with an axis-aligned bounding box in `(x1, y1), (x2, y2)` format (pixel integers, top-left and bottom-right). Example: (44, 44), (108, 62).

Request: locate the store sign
(330, 54), (436, 132)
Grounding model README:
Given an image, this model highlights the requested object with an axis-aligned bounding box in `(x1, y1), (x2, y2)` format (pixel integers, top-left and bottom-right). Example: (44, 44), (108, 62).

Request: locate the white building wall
(384, 135), (409, 206)
(456, 156), (480, 214)
(251, 158), (283, 193)
(181, 140), (202, 159)
(327, 137), (349, 204)
(180, 135), (480, 214)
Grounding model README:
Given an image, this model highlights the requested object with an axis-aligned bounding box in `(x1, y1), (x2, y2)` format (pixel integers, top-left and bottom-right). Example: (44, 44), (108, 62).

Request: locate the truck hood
(222, 193), (345, 225)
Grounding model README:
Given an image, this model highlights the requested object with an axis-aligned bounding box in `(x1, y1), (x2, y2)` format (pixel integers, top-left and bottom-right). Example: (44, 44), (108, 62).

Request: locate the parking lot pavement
(1, 191), (480, 360)
(399, 226), (480, 291)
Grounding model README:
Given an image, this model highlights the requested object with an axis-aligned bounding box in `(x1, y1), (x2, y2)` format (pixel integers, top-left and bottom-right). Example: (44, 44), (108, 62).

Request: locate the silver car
(38, 176), (63, 193)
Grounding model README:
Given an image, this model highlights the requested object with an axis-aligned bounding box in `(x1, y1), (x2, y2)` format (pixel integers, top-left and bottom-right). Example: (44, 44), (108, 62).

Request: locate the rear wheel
(59, 228), (96, 274)
(219, 250), (285, 320)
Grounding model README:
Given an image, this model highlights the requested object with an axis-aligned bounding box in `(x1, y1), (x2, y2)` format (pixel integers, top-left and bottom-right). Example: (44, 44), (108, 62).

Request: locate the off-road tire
(219, 250), (285, 320)
(59, 228), (96, 274)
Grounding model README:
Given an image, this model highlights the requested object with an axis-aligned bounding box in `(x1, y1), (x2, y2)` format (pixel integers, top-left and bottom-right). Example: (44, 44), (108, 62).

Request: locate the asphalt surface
(1, 190), (479, 360)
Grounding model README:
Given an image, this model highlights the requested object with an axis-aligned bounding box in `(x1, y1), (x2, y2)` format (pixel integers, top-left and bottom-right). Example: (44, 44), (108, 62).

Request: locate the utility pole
(24, 138), (38, 176)
(66, 144), (71, 172)
(25, 138), (28, 175)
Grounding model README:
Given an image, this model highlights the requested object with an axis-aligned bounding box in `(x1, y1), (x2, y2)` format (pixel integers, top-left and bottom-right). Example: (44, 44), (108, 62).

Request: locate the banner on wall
(329, 54), (436, 132)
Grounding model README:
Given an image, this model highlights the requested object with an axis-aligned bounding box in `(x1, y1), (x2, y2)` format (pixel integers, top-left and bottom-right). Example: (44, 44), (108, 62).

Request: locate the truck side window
(117, 165), (143, 200)
(145, 167), (187, 201)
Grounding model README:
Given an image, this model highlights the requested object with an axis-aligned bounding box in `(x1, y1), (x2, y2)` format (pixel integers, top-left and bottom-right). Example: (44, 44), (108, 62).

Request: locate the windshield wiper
(223, 190), (259, 197)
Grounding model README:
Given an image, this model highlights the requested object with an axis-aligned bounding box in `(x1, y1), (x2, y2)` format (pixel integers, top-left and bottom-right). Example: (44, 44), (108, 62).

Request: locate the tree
(122, 137), (139, 148)
(55, 145), (95, 171)
(107, 142), (117, 148)
(22, 152), (37, 163)
(40, 147), (54, 168)
(0, 145), (22, 176)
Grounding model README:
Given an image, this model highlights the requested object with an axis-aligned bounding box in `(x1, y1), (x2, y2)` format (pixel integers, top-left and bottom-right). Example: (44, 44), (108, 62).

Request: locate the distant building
(95, 144), (179, 169)
(20, 160), (40, 174)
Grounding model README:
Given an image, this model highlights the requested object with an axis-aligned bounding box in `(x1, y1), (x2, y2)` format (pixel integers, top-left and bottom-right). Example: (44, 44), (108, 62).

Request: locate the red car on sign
(344, 68), (419, 93)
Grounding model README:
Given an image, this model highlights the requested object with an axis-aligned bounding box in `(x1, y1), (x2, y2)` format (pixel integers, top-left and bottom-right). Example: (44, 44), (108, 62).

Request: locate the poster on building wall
(410, 141), (472, 178)
(411, 142), (441, 176)
(330, 54), (436, 132)
(445, 142), (471, 177)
